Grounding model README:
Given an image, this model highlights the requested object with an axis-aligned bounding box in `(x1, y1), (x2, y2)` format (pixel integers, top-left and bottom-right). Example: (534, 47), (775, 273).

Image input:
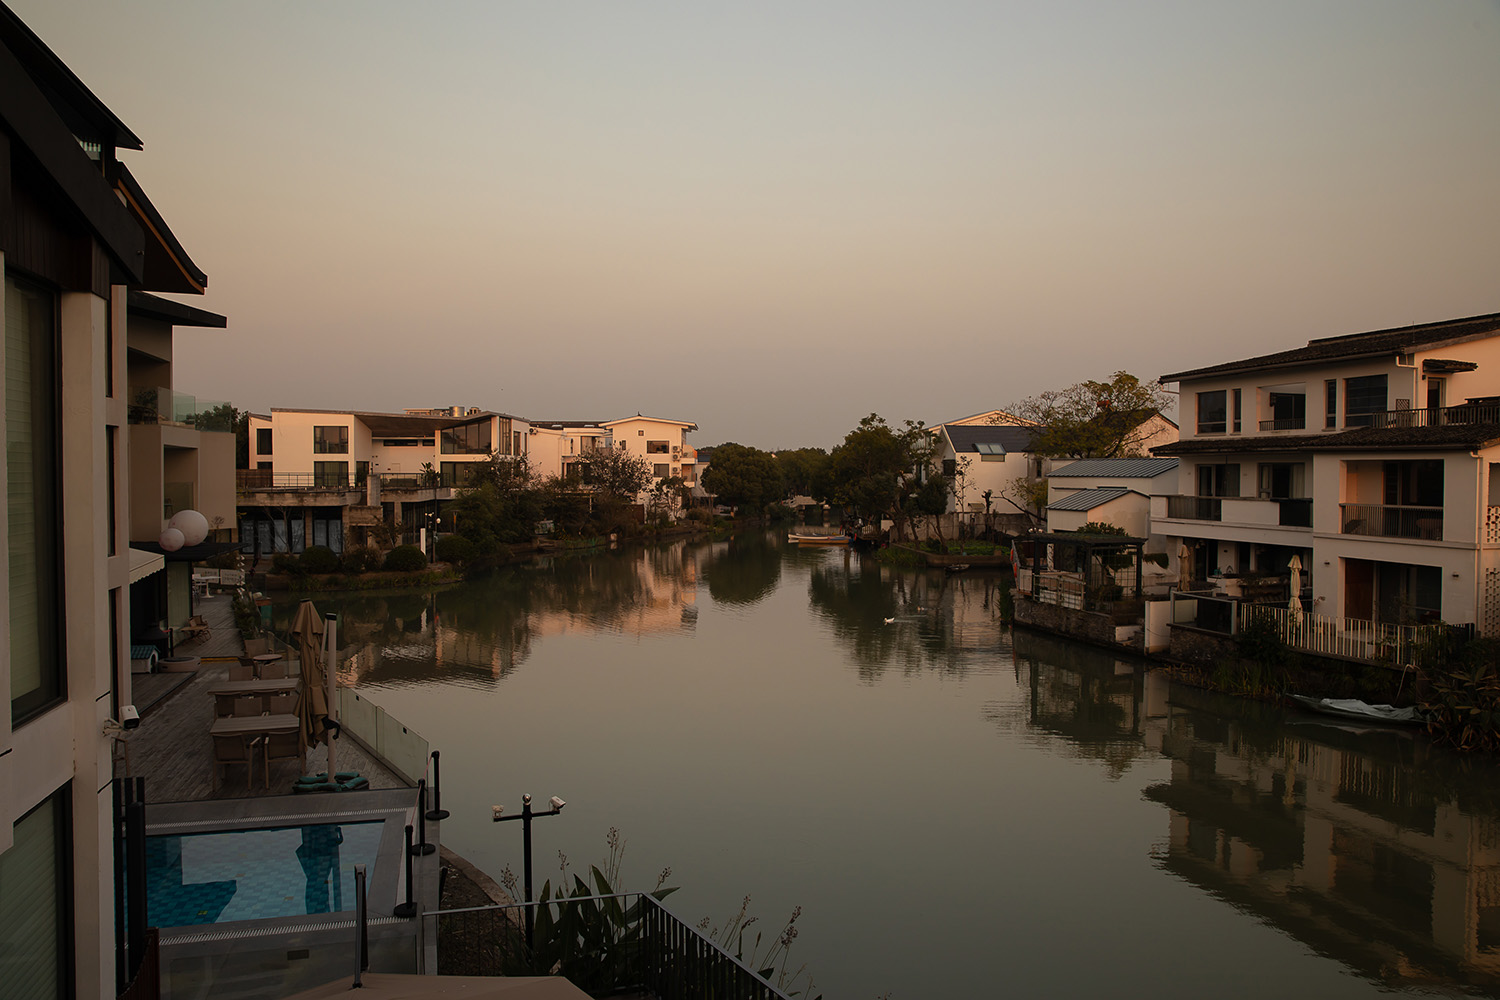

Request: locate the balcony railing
(238, 470), (462, 492)
(1258, 416), (1306, 431)
(431, 893), (794, 1000)
(1340, 503), (1443, 540)
(128, 386), (235, 431)
(1239, 604), (1448, 669)
(1365, 401), (1500, 430)
(1166, 495), (1222, 521)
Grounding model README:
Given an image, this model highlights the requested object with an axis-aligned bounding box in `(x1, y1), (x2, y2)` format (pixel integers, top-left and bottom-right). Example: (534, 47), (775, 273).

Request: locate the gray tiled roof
(1049, 457), (1179, 478)
(1154, 421), (1500, 455)
(1161, 312), (1500, 383)
(943, 424), (1039, 454)
(1048, 486), (1134, 512)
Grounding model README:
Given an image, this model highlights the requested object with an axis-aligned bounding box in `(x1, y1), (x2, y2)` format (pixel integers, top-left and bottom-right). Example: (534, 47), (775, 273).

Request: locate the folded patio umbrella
(290, 600), (329, 752)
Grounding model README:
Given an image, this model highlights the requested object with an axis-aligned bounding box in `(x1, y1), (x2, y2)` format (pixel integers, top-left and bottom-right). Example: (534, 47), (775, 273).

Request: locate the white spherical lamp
(168, 509), (210, 547)
(159, 527), (185, 552)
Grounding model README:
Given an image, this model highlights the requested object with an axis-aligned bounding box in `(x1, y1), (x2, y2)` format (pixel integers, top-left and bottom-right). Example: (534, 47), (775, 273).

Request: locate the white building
(1154, 310), (1500, 637)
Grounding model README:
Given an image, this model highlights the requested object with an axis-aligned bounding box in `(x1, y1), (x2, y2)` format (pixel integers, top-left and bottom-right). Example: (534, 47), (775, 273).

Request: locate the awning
(128, 547), (165, 584)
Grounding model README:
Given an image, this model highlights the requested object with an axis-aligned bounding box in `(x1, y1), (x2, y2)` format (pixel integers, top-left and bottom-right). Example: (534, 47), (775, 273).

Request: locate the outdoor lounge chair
(233, 696), (264, 718)
(262, 729), (303, 789)
(179, 614), (211, 642)
(212, 734), (258, 791)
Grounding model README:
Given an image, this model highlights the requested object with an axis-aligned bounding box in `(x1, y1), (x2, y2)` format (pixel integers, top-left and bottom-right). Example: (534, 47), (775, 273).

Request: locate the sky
(12, 1), (1499, 450)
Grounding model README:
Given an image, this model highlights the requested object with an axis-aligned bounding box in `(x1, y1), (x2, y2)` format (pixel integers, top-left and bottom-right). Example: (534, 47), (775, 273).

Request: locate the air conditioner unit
(671, 447), (680, 458)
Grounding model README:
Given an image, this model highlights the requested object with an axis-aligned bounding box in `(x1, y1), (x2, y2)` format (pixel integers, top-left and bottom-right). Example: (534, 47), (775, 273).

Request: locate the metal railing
(1166, 495), (1222, 521)
(237, 470), (460, 492)
(1239, 604), (1446, 669)
(431, 894), (793, 1000)
(1258, 416), (1306, 431)
(1339, 503), (1443, 540)
(1365, 401), (1500, 430)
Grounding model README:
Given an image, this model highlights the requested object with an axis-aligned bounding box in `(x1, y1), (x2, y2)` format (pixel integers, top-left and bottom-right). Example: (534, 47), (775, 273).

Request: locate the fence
(337, 688), (430, 785)
(431, 894), (794, 1000)
(1238, 604), (1446, 668)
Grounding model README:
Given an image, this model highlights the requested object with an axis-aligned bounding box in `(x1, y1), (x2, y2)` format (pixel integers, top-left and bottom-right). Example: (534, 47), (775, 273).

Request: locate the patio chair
(212, 734), (258, 792)
(229, 663), (253, 681)
(214, 694), (237, 717)
(268, 693), (298, 715)
(179, 614), (211, 642)
(260, 659), (289, 679)
(243, 637), (269, 657)
(262, 729), (303, 789)
(233, 695), (265, 718)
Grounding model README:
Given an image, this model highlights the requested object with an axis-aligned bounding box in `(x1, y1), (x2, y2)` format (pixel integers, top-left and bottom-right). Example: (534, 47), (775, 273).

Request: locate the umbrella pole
(324, 612), (338, 782)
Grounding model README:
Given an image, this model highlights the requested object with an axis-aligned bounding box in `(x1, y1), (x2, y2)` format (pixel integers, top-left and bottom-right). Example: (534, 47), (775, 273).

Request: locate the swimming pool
(147, 821), (385, 927)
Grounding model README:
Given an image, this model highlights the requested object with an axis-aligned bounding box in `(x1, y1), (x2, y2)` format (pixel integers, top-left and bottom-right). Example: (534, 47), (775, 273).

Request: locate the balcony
(1257, 416), (1307, 431)
(1340, 503), (1443, 540)
(129, 386), (235, 431)
(1364, 400), (1500, 430)
(1166, 495), (1222, 521)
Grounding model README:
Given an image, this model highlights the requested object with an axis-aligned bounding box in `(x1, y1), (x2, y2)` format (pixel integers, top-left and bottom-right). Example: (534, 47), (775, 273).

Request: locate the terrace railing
(1165, 495), (1222, 521)
(1339, 503), (1443, 540)
(128, 386), (235, 431)
(431, 893), (794, 1000)
(1365, 401), (1500, 430)
(1239, 604), (1446, 669)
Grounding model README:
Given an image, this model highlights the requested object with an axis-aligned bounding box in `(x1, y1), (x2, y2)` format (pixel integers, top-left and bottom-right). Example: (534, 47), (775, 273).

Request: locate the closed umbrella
(1287, 554), (1305, 627)
(291, 600), (328, 753)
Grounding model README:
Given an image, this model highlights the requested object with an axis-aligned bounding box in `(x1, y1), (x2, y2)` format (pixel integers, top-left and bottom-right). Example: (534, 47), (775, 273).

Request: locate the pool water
(146, 821), (385, 927)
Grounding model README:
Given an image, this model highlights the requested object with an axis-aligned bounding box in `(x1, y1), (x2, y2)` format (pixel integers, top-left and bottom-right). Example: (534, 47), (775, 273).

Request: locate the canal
(281, 531), (1500, 998)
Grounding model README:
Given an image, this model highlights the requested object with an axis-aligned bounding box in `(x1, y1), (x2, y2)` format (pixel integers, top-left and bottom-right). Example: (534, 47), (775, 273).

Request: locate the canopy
(128, 546), (165, 584)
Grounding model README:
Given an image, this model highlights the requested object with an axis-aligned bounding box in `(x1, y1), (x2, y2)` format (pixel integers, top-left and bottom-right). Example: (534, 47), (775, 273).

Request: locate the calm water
(284, 532), (1500, 998)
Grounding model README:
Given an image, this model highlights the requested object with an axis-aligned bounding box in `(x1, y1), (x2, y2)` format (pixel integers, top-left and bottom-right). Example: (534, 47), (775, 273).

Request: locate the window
(440, 462), (478, 487)
(1232, 389), (1242, 432)
(1427, 377), (1446, 412)
(1196, 391), (1227, 434)
(942, 459), (957, 478)
(514, 431), (522, 455)
(440, 420), (491, 455)
(1344, 374), (1387, 427)
(107, 426), (117, 556)
(0, 790), (70, 999)
(256, 427), (272, 455)
(1197, 463), (1239, 497)
(313, 425), (348, 454)
(647, 440), (670, 454)
(654, 464), (670, 479)
(1266, 392), (1306, 430)
(1325, 380), (1337, 428)
(1384, 460), (1443, 507)
(314, 461), (349, 488)
(7, 275), (63, 723)
(356, 461), (369, 486)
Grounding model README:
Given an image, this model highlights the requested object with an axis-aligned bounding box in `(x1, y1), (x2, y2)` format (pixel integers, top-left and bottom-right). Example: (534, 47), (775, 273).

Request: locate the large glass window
(314, 461), (349, 488)
(1196, 391), (1227, 434)
(1266, 392), (1306, 430)
(1344, 375), (1388, 427)
(256, 427), (272, 455)
(440, 420), (492, 455)
(313, 425), (348, 454)
(7, 275), (63, 722)
(646, 440), (671, 454)
(1197, 463), (1240, 497)
(0, 789), (70, 999)
(1325, 380), (1337, 428)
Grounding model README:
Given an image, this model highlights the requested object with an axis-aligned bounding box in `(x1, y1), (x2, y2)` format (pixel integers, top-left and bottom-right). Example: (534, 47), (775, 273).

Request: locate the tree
(702, 443), (784, 514)
(775, 448), (830, 498)
(580, 446), (652, 500)
(1006, 371), (1172, 459)
(192, 402), (250, 467)
(819, 414), (929, 535)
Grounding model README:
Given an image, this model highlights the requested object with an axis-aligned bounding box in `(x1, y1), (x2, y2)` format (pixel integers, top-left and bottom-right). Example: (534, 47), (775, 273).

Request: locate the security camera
(549, 796), (566, 811)
(121, 705), (140, 730)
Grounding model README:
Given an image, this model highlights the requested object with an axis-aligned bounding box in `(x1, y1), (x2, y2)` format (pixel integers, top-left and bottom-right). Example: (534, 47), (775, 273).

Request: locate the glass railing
(127, 386), (235, 431)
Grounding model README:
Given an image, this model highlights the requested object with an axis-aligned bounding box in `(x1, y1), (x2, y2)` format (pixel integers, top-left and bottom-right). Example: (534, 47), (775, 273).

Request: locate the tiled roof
(1048, 486), (1134, 512)
(1154, 422), (1500, 455)
(1161, 312), (1500, 383)
(1049, 457), (1179, 478)
(943, 425), (1039, 453)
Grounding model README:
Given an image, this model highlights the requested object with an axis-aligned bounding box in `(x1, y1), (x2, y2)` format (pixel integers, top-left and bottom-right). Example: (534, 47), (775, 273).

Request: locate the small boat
(1286, 694), (1424, 727)
(788, 532), (850, 545)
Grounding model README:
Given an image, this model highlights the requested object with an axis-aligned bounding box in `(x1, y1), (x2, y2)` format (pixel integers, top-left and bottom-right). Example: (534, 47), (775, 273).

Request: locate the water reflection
(1009, 630), (1500, 992)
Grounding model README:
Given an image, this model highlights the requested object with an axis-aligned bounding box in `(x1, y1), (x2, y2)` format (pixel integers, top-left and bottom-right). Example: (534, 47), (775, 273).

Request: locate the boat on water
(788, 532), (851, 545)
(1286, 694), (1425, 727)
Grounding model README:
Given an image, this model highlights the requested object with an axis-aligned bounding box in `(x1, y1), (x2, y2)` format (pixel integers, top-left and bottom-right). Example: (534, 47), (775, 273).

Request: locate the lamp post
(492, 793), (565, 952)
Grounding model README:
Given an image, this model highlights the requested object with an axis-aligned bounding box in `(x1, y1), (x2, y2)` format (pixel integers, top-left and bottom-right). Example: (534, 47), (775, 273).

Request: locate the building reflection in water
(1010, 629), (1500, 993)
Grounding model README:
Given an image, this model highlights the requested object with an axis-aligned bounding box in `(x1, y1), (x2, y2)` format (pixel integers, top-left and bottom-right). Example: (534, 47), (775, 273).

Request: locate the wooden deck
(121, 599), (408, 802)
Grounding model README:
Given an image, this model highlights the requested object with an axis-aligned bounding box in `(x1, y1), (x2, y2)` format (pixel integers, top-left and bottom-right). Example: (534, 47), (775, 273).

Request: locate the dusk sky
(16, 1), (1499, 449)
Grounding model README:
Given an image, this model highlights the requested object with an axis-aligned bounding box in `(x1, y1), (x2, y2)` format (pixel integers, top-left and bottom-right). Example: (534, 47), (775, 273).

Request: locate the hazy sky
(14, 1), (1499, 449)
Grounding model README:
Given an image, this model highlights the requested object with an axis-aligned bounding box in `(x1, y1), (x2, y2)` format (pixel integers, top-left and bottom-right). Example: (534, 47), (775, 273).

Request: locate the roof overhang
(114, 163), (208, 293)
(133, 539), (241, 563)
(127, 290), (226, 328)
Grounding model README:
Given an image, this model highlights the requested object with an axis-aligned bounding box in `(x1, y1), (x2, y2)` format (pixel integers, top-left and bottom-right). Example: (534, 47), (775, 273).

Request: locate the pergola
(1016, 531), (1147, 612)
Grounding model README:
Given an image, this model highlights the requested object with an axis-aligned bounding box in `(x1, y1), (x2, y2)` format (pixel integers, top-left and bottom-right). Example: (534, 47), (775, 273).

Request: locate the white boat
(788, 532), (850, 545)
(1287, 694), (1424, 726)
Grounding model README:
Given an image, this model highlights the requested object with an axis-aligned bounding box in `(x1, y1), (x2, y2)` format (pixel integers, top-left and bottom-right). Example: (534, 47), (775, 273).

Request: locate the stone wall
(1165, 625), (1238, 668)
(1014, 594), (1140, 651)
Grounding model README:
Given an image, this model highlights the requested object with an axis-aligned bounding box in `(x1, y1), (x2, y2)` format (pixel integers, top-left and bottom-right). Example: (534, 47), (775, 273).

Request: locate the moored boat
(1286, 694), (1424, 727)
(788, 532), (851, 545)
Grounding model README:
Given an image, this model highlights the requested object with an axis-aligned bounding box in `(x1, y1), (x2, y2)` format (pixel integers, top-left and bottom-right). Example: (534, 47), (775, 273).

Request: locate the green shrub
(341, 546), (384, 574)
(383, 544), (428, 572)
(271, 553), (302, 576)
(300, 545), (339, 574)
(435, 534), (475, 565)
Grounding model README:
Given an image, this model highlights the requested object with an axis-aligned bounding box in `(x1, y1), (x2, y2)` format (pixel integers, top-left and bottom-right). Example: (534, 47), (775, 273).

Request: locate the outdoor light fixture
(492, 792), (567, 951)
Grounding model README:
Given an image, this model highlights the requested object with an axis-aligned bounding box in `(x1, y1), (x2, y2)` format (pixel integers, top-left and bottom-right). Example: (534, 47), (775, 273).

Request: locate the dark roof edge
(127, 290), (226, 328)
(115, 162), (207, 293)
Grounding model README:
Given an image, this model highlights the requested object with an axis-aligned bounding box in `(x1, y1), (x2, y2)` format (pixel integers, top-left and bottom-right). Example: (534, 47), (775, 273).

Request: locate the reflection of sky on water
(286, 533), (1500, 998)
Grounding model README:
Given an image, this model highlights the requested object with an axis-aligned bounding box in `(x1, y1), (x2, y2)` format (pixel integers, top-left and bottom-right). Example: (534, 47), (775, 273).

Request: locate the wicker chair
(262, 729), (303, 789)
(212, 734), (258, 791)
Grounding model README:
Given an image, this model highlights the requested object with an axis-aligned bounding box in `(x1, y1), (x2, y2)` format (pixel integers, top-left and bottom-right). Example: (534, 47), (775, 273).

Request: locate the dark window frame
(1196, 390), (1227, 435)
(313, 425), (349, 454)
